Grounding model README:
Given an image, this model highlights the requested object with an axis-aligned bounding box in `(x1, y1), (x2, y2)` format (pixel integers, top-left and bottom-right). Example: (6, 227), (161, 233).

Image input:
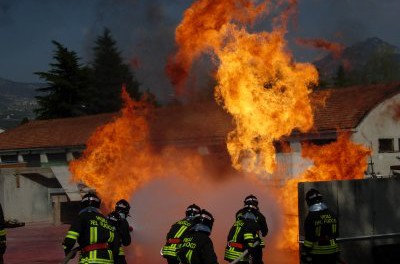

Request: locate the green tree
(89, 28), (141, 113)
(34, 41), (92, 119)
(333, 65), (348, 87)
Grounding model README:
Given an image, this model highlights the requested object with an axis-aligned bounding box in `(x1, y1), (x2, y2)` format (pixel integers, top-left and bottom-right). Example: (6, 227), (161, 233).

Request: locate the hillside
(0, 77), (41, 129)
(314, 37), (400, 86)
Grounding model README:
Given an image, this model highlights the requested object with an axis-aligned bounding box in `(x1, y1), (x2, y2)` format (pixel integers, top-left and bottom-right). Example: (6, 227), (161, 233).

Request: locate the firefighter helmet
(115, 199), (131, 216)
(305, 188), (323, 206)
(244, 194), (259, 208)
(107, 211), (121, 227)
(198, 209), (214, 231)
(186, 204), (201, 218)
(81, 192), (101, 209)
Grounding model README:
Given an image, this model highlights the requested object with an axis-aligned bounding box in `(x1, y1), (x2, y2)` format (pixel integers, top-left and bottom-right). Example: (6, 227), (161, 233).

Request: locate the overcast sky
(1, 0), (399, 101)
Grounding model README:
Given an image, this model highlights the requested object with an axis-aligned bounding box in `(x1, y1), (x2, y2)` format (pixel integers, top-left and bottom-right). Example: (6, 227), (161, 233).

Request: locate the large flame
(214, 26), (317, 173)
(167, 0), (318, 174)
(166, 0), (268, 95)
(69, 88), (204, 209)
(277, 132), (371, 250)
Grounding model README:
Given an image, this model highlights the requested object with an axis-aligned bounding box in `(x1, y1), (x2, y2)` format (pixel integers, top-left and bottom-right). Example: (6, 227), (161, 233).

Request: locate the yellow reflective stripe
(304, 240), (313, 247)
(108, 231), (114, 243)
(0, 230), (6, 236)
(90, 227), (97, 244)
(332, 223), (337, 233)
(79, 257), (114, 264)
(118, 246), (125, 255)
(232, 226), (241, 242)
(225, 249), (248, 261)
(162, 245), (178, 256)
(186, 249), (193, 264)
(175, 225), (188, 238)
(243, 233), (254, 240)
(308, 240), (339, 254)
(316, 226), (321, 237)
(66, 230), (79, 240)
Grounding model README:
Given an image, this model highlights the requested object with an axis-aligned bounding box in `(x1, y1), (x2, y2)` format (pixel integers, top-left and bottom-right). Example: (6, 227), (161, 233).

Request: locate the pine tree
(34, 41), (92, 119)
(333, 65), (347, 87)
(89, 28), (141, 113)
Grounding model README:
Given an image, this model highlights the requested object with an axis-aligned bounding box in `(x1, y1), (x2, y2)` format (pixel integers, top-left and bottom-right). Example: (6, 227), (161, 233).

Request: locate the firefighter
(225, 194), (268, 264)
(62, 192), (119, 264)
(108, 199), (132, 264)
(162, 204), (201, 264)
(302, 188), (340, 264)
(0, 203), (5, 264)
(177, 209), (219, 264)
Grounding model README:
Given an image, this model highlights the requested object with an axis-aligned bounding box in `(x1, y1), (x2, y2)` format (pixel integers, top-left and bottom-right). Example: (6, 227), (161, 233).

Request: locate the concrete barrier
(298, 178), (400, 264)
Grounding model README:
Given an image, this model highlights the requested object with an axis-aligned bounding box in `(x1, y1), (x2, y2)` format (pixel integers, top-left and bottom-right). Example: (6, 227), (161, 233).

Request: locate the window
(378, 138), (394, 153)
(24, 154), (41, 167)
(47, 153), (67, 163)
(1, 155), (18, 163)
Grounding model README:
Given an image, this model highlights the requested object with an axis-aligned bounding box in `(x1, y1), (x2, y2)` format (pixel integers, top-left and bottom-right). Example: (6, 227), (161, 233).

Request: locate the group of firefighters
(161, 195), (268, 264)
(0, 188), (340, 264)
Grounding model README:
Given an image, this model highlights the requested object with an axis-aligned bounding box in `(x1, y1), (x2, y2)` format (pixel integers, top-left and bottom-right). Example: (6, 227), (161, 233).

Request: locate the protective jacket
(63, 207), (119, 264)
(109, 211), (131, 264)
(303, 203), (339, 256)
(0, 203), (6, 263)
(236, 208), (268, 247)
(177, 225), (218, 264)
(162, 218), (193, 262)
(224, 217), (259, 263)
(232, 208), (268, 264)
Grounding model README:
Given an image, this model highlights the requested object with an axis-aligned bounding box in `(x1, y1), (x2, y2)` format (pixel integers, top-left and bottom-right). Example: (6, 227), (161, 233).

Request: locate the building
(0, 83), (399, 224)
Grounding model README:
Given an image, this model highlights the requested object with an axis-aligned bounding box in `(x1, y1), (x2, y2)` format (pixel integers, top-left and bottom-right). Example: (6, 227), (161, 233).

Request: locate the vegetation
(35, 29), (143, 119)
(34, 41), (92, 119)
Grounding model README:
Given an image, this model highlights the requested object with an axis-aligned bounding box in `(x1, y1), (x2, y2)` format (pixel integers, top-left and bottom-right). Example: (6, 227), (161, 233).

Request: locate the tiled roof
(0, 83), (398, 151)
(0, 113), (115, 151)
(312, 83), (400, 131)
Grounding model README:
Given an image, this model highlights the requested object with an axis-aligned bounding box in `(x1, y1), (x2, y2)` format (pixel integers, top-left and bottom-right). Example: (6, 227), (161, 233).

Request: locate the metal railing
(299, 232), (400, 243)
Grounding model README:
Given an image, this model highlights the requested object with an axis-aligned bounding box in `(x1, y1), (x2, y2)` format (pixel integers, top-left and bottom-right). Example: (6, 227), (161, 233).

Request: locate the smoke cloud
(126, 175), (294, 264)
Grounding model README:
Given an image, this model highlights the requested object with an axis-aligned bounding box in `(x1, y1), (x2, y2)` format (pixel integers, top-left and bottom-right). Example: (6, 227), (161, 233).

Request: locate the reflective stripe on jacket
(162, 219), (192, 257)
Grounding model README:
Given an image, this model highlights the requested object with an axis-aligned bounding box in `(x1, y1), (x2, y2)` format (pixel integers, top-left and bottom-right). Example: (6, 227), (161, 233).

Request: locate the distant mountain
(314, 37), (400, 85)
(0, 77), (43, 129)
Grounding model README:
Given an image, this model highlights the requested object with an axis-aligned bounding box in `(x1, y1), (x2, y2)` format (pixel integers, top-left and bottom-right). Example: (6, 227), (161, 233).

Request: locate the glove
(0, 241), (6, 254)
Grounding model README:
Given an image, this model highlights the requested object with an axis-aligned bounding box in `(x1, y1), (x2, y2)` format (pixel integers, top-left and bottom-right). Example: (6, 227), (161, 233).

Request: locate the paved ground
(3, 222), (299, 264)
(4, 222), (73, 264)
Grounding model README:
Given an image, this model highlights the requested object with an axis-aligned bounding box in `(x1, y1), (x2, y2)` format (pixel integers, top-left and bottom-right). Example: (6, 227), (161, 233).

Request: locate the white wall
(0, 171), (53, 223)
(352, 93), (400, 177)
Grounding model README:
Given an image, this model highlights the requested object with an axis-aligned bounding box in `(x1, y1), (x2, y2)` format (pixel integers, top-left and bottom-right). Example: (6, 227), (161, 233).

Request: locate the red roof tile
(0, 113), (115, 151)
(0, 83), (398, 151)
(312, 83), (400, 131)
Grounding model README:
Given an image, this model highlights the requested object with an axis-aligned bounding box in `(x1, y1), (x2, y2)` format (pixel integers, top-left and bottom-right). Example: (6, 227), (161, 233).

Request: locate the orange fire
(168, 0), (318, 174)
(277, 132), (371, 250)
(166, 0), (268, 96)
(69, 88), (204, 209)
(214, 27), (317, 174)
(296, 38), (344, 59)
(167, 0), (374, 257)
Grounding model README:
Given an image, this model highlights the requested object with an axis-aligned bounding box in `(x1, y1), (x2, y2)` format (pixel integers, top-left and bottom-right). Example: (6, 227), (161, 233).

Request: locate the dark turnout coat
(177, 229), (218, 264)
(63, 207), (119, 264)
